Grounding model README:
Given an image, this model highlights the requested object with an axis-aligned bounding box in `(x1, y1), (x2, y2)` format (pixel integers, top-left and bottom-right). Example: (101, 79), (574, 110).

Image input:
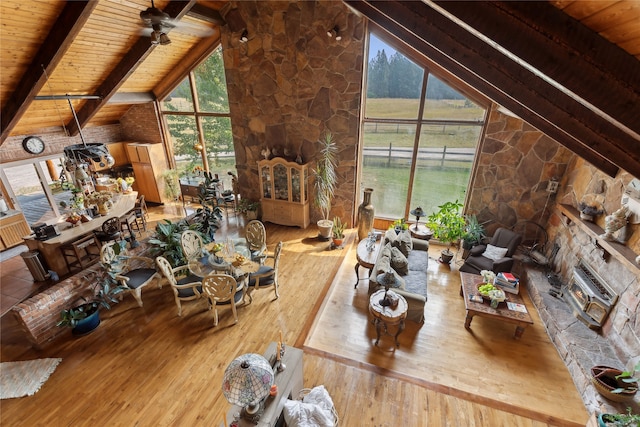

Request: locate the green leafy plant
(613, 361), (640, 394)
(599, 408), (640, 427)
(57, 271), (128, 328)
(462, 214), (486, 248)
(237, 199), (260, 214)
(194, 171), (223, 240)
(148, 219), (200, 267)
(389, 218), (409, 231)
(426, 200), (466, 255)
(312, 132), (338, 221)
(332, 216), (345, 239)
(162, 169), (181, 201)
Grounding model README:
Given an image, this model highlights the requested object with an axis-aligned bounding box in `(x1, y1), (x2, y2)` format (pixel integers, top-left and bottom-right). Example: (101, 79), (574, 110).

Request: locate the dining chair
(100, 241), (161, 307)
(134, 194), (148, 231)
(246, 241), (283, 303)
(180, 230), (205, 263)
(94, 217), (122, 246)
(201, 273), (245, 326)
(155, 256), (203, 317)
(245, 220), (267, 263)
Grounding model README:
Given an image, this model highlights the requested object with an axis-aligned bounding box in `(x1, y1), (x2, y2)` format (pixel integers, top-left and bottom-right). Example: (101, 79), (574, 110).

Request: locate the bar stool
(60, 234), (101, 273)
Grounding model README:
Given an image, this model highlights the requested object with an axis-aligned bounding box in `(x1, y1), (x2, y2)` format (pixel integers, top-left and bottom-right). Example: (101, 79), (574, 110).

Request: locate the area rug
(0, 358), (62, 399)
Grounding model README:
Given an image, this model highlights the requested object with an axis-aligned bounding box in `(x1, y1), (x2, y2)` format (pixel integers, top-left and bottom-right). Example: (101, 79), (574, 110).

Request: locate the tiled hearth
(521, 265), (640, 416)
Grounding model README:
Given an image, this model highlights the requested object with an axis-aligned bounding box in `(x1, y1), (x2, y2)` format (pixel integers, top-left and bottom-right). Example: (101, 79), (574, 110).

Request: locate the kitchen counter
(23, 192), (137, 276)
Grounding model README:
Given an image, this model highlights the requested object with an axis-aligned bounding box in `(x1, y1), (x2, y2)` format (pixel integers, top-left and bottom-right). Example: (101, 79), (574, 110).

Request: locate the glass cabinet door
(291, 168), (301, 202)
(261, 165), (272, 199)
(273, 164), (289, 201)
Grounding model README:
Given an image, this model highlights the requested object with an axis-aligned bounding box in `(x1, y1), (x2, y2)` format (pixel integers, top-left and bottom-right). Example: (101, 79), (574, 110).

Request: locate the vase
(357, 188), (375, 241)
(97, 202), (109, 216)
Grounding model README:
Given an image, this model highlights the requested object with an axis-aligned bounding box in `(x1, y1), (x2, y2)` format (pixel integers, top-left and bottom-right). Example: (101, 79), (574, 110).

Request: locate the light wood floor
(0, 203), (588, 426)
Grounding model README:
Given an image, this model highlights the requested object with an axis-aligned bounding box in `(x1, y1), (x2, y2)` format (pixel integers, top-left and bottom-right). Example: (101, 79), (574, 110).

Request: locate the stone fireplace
(566, 259), (618, 330)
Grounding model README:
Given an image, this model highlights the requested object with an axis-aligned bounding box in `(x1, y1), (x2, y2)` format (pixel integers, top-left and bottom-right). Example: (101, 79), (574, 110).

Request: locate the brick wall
(120, 103), (164, 143)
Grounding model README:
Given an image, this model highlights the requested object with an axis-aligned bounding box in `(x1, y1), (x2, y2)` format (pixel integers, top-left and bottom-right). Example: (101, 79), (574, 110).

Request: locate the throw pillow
(484, 244), (508, 261)
(394, 230), (413, 257)
(384, 229), (397, 245)
(374, 253), (391, 276)
(390, 247), (409, 275)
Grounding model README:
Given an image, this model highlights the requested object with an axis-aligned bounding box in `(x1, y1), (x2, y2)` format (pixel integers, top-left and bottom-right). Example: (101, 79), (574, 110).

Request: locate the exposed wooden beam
(0, 1), (97, 143)
(433, 1), (640, 146)
(107, 92), (156, 104)
(66, 1), (197, 136)
(187, 3), (225, 25)
(347, 0), (636, 177)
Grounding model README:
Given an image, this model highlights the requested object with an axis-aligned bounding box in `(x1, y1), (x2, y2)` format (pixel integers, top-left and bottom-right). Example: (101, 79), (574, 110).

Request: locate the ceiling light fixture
(327, 26), (341, 41)
(240, 29), (248, 43)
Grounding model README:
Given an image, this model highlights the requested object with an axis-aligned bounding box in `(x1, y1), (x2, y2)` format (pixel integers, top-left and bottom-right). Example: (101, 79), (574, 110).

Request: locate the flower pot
(97, 202), (109, 216)
(591, 365), (638, 403)
(72, 308), (101, 336)
(439, 250), (454, 264)
(332, 238), (343, 247)
(317, 219), (333, 240)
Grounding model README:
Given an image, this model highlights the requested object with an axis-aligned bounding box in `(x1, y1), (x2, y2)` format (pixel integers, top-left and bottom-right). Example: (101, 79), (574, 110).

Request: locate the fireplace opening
(564, 259), (618, 330)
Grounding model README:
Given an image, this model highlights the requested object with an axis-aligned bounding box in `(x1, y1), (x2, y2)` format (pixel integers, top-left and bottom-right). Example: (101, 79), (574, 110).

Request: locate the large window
(362, 33), (487, 219)
(161, 46), (235, 190)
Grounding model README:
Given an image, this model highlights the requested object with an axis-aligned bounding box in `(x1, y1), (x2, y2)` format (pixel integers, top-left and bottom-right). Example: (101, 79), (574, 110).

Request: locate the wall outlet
(547, 180), (558, 193)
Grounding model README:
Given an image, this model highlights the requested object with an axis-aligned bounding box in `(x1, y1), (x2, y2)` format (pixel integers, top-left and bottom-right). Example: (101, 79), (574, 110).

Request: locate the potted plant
(332, 216), (345, 246)
(238, 199), (260, 220)
(148, 218), (201, 267)
(598, 408), (640, 427)
(462, 214), (486, 257)
(312, 132), (338, 240)
(426, 200), (466, 264)
(57, 271), (128, 335)
(389, 218), (409, 233)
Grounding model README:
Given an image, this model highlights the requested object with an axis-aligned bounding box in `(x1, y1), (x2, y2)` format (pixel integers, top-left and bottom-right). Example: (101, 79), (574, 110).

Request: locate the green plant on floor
(56, 271), (127, 328)
(194, 172), (223, 240)
(426, 200), (466, 255)
(332, 216), (345, 239)
(313, 131), (338, 222)
(148, 219), (200, 267)
(599, 408), (640, 427)
(237, 199), (260, 214)
(462, 214), (486, 249)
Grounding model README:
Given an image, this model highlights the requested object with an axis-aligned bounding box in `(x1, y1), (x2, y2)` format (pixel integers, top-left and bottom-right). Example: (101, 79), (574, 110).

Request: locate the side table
(409, 224), (432, 240)
(369, 289), (408, 347)
(354, 239), (380, 288)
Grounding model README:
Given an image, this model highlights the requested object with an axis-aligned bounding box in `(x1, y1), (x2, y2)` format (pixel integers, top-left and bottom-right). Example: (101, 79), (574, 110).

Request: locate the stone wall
(220, 0), (364, 225)
(466, 107), (574, 236)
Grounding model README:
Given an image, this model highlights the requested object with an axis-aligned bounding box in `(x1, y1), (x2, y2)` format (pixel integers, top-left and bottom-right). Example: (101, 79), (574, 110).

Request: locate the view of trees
(367, 49), (465, 100)
(162, 47), (234, 172)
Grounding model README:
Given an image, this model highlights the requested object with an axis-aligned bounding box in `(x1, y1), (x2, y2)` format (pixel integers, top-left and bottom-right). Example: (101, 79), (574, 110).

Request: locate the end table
(354, 239), (380, 288)
(369, 289), (408, 347)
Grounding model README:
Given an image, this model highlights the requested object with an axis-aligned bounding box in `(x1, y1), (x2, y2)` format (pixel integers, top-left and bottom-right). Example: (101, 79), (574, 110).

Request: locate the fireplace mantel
(558, 204), (640, 274)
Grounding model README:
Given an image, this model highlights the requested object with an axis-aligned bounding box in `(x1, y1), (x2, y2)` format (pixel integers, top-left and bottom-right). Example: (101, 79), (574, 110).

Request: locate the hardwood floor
(0, 203), (588, 426)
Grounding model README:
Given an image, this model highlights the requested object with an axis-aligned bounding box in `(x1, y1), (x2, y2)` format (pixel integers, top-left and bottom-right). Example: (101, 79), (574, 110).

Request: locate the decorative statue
(600, 206), (629, 242)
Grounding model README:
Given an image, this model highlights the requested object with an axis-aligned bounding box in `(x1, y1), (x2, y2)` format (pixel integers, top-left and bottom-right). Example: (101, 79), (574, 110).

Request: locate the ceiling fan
(139, 0), (213, 46)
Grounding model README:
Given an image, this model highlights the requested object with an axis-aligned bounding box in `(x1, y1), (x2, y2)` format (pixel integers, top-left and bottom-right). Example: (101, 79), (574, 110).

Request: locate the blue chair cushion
(176, 275), (203, 297)
(120, 268), (156, 289)
(216, 288), (245, 305)
(248, 266), (274, 287)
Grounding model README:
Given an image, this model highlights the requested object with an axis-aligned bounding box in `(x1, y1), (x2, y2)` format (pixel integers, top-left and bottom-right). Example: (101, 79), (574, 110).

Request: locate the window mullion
(405, 71), (430, 218)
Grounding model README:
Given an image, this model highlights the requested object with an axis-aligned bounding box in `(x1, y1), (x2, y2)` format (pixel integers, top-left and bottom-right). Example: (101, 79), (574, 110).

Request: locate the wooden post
(388, 143), (392, 167)
(46, 160), (59, 181)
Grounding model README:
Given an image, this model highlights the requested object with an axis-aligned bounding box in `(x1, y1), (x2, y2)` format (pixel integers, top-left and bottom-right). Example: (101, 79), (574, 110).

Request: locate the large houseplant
(57, 270), (128, 335)
(462, 214), (486, 258)
(426, 200), (466, 264)
(312, 132), (338, 240)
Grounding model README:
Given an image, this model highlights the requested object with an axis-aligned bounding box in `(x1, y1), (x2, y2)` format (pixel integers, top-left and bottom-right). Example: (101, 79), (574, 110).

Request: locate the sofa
(368, 229), (429, 323)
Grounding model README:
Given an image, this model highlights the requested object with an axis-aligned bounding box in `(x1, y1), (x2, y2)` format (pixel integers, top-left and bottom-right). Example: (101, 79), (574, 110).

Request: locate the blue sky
(368, 33), (397, 61)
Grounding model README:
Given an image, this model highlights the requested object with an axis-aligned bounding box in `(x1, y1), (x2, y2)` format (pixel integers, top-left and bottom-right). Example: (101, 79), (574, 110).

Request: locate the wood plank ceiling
(0, 0), (638, 177)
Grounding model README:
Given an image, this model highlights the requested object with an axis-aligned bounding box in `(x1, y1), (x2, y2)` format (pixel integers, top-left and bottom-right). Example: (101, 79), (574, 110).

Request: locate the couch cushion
(384, 229), (397, 245)
(394, 230), (413, 257)
(390, 247), (409, 275)
(373, 252), (391, 276)
(375, 269), (406, 290)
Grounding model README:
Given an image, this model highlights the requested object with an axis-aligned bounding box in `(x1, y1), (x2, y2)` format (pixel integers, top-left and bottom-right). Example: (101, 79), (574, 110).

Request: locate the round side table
(354, 239), (380, 288)
(369, 289), (408, 348)
(410, 224), (432, 240)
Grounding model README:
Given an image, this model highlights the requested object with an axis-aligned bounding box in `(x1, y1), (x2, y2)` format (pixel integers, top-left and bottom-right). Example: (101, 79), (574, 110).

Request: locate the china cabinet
(258, 158), (309, 228)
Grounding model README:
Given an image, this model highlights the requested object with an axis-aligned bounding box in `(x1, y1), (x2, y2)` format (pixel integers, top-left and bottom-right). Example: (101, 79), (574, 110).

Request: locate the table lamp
(376, 270), (399, 307)
(222, 353), (275, 423)
(410, 206), (426, 230)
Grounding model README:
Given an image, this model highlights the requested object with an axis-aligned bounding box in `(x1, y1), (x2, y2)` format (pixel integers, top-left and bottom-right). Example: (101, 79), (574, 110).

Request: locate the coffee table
(354, 238), (380, 288)
(459, 272), (533, 339)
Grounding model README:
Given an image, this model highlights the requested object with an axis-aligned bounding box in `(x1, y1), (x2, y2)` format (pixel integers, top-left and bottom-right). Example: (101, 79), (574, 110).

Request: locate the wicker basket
(590, 365), (638, 403)
(298, 388), (339, 426)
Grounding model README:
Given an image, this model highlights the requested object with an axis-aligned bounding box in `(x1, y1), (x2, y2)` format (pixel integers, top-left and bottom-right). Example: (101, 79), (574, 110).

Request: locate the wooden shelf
(558, 204), (639, 273)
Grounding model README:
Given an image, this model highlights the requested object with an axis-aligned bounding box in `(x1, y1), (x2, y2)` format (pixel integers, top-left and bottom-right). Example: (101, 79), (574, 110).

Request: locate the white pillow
(484, 244), (508, 261)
